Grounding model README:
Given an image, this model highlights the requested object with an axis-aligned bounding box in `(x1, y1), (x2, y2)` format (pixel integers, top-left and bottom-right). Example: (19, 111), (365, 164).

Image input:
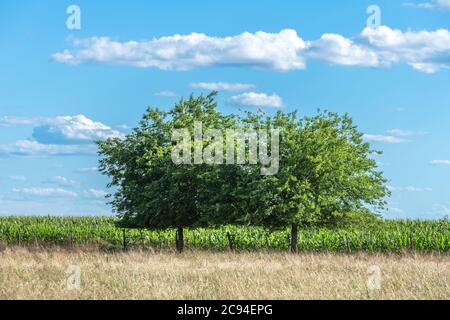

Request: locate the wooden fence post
(123, 229), (127, 251)
(226, 232), (234, 251)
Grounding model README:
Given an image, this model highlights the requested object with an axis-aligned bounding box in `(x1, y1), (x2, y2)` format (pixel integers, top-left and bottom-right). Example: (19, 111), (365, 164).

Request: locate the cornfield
(0, 216), (448, 253)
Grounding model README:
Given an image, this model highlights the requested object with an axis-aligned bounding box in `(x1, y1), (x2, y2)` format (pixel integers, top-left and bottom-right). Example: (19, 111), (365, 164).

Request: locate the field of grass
(0, 216), (449, 253)
(0, 248), (448, 299)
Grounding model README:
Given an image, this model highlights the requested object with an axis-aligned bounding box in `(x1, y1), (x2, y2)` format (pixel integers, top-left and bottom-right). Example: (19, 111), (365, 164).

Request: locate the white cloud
(403, 0), (450, 10)
(84, 188), (108, 199)
(31, 114), (123, 144)
(190, 82), (255, 91)
(438, 0), (450, 8)
(12, 187), (78, 198)
(306, 33), (381, 67)
(75, 167), (98, 173)
(402, 2), (436, 9)
(430, 159), (450, 165)
(405, 186), (433, 192)
(52, 29), (307, 71)
(0, 115), (123, 157)
(1, 115), (123, 144)
(0, 140), (96, 157)
(389, 207), (404, 214)
(52, 26), (450, 73)
(0, 116), (47, 126)
(48, 176), (79, 187)
(230, 92), (284, 108)
(363, 134), (407, 144)
(154, 90), (178, 97)
(9, 175), (26, 181)
(388, 185), (432, 192)
(386, 129), (429, 137)
(360, 26), (450, 73)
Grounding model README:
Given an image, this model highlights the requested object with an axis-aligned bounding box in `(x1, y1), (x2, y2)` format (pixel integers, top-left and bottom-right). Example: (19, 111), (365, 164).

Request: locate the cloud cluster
(53, 26), (450, 73)
(229, 92), (284, 108)
(0, 115), (123, 157)
(53, 29), (306, 71)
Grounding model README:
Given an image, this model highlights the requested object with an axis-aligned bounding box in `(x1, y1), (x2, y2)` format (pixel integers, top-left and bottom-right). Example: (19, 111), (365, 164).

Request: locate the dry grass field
(0, 247), (448, 300)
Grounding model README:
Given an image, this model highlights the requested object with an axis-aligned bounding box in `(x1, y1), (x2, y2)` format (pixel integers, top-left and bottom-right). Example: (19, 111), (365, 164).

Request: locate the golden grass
(0, 247), (448, 300)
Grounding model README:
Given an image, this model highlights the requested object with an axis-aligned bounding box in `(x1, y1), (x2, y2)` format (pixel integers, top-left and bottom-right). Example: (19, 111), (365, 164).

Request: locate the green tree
(244, 110), (389, 252)
(97, 92), (242, 252)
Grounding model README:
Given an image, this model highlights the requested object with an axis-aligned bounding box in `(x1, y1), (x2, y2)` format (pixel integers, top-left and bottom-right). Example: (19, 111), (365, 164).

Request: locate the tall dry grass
(0, 247), (448, 299)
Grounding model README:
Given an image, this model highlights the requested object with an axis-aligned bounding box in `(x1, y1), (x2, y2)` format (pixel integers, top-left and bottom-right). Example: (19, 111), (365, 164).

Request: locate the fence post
(123, 229), (127, 251)
(226, 232), (234, 251)
(409, 232), (414, 252)
(346, 235), (352, 254)
(69, 232), (74, 248)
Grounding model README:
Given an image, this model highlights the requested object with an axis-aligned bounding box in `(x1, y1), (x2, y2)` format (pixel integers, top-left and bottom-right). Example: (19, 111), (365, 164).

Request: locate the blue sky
(1, 0), (450, 218)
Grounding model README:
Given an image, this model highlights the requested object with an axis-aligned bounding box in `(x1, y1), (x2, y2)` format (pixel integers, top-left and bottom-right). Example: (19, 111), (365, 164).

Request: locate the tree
(98, 92), (389, 254)
(97, 92), (242, 252)
(243, 110), (389, 252)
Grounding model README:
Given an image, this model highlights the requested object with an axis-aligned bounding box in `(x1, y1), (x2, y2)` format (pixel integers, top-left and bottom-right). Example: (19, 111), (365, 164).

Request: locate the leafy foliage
(98, 94), (389, 252)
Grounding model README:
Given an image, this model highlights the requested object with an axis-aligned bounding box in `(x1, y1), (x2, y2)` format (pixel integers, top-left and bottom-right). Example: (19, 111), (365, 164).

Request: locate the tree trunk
(176, 227), (184, 253)
(290, 224), (298, 253)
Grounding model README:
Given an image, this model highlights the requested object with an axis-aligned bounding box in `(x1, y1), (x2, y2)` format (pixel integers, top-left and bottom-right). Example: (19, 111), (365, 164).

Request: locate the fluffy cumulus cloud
(190, 82), (255, 91)
(53, 29), (307, 71)
(52, 26), (450, 73)
(359, 26), (450, 73)
(306, 33), (381, 67)
(31, 115), (122, 145)
(230, 92), (284, 108)
(0, 115), (123, 157)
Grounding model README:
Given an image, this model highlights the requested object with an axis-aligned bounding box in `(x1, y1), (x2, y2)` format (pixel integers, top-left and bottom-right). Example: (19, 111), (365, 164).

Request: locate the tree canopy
(98, 93), (389, 252)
